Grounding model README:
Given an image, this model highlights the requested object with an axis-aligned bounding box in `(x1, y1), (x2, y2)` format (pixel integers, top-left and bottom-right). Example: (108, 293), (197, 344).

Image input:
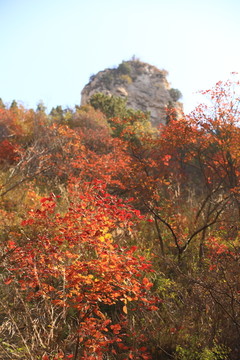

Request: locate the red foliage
(0, 139), (19, 163)
(6, 180), (154, 359)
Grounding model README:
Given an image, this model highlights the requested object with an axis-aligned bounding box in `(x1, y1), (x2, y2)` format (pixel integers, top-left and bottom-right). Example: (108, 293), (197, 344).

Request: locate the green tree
(169, 88), (182, 101)
(117, 61), (132, 75)
(10, 99), (18, 109)
(36, 101), (46, 113)
(89, 92), (129, 118)
(89, 92), (152, 140)
(0, 98), (5, 109)
(89, 92), (150, 120)
(50, 105), (64, 122)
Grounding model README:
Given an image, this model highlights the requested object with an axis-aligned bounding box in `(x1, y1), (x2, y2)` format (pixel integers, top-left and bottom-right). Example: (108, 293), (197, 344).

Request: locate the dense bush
(0, 76), (239, 359)
(169, 88), (182, 101)
(117, 61), (132, 75)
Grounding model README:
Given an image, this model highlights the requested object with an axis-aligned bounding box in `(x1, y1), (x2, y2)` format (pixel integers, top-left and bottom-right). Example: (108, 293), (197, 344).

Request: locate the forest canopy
(0, 76), (239, 360)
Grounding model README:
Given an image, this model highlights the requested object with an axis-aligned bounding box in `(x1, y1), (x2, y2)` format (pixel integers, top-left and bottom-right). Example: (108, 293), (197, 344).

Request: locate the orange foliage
(0, 77), (240, 358)
(4, 180), (154, 359)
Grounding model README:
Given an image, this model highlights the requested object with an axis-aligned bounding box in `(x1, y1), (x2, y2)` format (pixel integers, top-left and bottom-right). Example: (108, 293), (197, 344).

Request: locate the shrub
(169, 88), (182, 101)
(120, 74), (133, 84)
(101, 71), (114, 89)
(117, 61), (132, 75)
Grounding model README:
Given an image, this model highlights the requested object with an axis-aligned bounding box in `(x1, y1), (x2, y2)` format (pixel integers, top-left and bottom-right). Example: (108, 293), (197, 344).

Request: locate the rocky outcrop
(81, 59), (183, 126)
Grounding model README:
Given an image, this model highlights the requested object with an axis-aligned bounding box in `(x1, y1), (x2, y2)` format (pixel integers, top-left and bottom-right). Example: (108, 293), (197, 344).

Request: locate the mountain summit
(81, 59), (182, 126)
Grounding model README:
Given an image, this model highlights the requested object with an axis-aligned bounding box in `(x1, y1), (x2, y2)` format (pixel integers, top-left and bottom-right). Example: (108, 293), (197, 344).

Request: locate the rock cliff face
(81, 60), (182, 126)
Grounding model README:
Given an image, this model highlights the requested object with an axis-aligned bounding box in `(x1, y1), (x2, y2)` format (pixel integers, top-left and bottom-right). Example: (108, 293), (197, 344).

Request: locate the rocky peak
(81, 59), (182, 126)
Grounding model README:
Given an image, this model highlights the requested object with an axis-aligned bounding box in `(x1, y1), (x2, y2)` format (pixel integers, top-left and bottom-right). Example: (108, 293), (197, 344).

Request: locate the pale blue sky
(0, 0), (239, 113)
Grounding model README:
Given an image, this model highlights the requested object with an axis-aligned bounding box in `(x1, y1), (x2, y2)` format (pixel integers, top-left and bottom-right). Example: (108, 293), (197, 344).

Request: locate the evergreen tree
(36, 101), (46, 113)
(0, 98), (5, 109)
(10, 100), (18, 109)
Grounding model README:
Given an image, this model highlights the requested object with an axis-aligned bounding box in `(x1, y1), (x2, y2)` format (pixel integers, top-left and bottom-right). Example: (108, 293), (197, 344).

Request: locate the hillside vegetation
(0, 76), (239, 359)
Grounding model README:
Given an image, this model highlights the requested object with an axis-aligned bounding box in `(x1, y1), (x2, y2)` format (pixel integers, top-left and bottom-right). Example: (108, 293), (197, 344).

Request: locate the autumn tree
(114, 75), (240, 358)
(117, 76), (240, 263)
(1, 180), (155, 360)
(0, 76), (239, 359)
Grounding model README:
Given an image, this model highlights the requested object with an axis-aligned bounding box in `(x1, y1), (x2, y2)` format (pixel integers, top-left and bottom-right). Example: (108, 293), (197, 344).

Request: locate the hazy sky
(0, 0), (240, 113)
